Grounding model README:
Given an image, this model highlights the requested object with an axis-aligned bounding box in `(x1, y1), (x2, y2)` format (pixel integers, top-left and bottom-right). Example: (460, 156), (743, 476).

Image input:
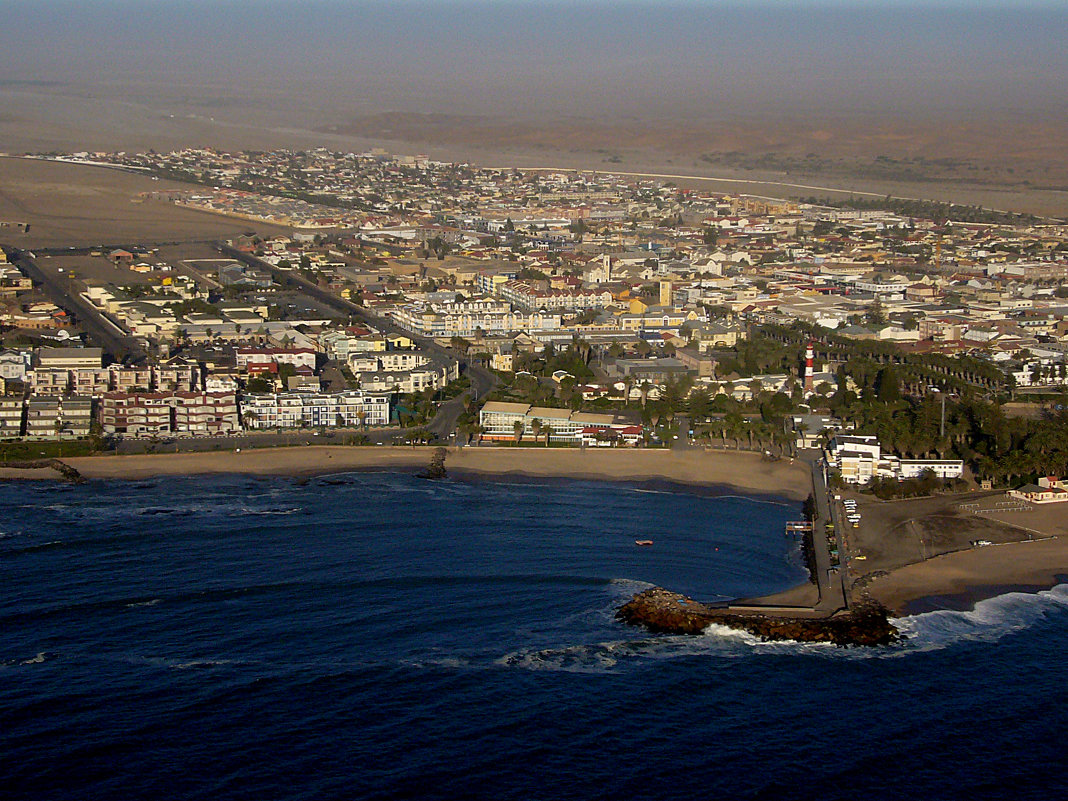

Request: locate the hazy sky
(3, 0), (1066, 120)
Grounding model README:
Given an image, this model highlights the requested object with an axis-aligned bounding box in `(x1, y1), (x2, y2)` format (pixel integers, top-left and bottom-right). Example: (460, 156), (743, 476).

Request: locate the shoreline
(1, 445), (814, 500)
(5, 445), (1066, 617)
(863, 537), (1068, 617)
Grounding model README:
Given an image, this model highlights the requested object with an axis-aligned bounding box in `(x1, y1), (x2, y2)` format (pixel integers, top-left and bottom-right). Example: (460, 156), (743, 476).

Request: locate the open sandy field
(0, 157), (293, 249)
(8, 445), (814, 501)
(865, 537), (1068, 615)
(837, 489), (1068, 614)
(842, 490), (1035, 578)
(1, 83), (1065, 218)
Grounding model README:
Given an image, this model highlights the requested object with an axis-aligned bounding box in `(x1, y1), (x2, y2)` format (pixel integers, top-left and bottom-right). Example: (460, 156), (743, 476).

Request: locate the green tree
(875, 366), (901, 403)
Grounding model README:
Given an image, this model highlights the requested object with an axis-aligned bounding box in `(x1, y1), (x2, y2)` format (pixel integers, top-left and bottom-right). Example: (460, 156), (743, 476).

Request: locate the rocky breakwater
(617, 587), (899, 647)
(3, 459), (84, 483)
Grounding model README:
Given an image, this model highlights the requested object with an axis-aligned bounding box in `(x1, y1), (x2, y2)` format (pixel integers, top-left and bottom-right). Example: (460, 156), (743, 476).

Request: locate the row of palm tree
(512, 418), (555, 446)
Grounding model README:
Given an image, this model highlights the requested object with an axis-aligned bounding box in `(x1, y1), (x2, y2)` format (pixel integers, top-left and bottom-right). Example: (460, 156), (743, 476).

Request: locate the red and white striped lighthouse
(804, 342), (815, 392)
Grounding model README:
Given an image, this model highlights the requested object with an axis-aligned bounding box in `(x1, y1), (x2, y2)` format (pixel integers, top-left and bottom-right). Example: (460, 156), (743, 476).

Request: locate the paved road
(219, 243), (500, 439)
(218, 245), (456, 360)
(801, 450), (848, 614)
(13, 251), (147, 364)
(112, 425), (417, 455)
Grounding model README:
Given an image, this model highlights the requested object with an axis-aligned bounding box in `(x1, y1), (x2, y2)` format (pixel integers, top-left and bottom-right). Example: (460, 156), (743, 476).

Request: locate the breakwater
(618, 587), (899, 646)
(2, 458), (84, 483)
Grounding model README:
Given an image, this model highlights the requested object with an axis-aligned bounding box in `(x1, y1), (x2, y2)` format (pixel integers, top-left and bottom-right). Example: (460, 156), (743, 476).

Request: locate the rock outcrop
(419, 447), (448, 480)
(617, 587), (898, 647)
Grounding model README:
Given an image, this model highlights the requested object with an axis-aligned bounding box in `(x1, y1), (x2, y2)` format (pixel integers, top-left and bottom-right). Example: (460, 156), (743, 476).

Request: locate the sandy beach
(1, 445), (813, 500)
(865, 537), (1068, 615)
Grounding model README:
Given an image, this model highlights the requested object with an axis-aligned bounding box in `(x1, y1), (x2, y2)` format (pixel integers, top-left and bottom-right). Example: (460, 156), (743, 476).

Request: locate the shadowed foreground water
(1, 474), (1065, 800)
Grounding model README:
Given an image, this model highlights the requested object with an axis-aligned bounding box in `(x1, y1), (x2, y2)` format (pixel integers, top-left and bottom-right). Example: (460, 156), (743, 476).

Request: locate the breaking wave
(892, 583), (1068, 653)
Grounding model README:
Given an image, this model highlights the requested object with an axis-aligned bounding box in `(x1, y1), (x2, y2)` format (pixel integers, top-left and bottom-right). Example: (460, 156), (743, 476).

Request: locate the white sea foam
(172, 659), (235, 670)
(240, 507), (302, 516)
(126, 598), (161, 608)
(714, 494), (793, 507)
(21, 652), (49, 665)
(498, 627), (822, 672)
(607, 577), (657, 596)
(891, 582), (1068, 654)
(700, 622), (763, 645)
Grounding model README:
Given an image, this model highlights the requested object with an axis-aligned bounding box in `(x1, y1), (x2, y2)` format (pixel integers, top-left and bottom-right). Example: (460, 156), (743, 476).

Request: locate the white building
(479, 401), (642, 445)
(826, 434), (963, 484)
(241, 391), (391, 429)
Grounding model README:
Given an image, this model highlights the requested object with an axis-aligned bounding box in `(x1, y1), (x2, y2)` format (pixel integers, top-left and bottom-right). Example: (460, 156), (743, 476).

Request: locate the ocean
(1, 473), (1065, 801)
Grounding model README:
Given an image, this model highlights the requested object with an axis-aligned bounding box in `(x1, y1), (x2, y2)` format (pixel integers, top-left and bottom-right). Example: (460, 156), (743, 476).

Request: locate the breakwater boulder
(617, 587), (898, 647)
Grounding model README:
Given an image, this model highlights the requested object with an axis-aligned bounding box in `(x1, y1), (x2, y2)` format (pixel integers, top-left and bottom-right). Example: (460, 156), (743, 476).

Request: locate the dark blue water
(1, 474), (1065, 801)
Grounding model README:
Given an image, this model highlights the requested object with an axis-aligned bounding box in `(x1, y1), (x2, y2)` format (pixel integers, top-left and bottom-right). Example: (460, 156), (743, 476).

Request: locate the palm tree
(541, 424), (554, 446)
(530, 417), (542, 444)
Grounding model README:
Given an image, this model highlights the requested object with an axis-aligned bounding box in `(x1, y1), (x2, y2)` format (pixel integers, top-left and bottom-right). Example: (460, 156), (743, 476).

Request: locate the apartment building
(36, 347), (103, 370)
(392, 304), (562, 337)
(25, 396), (92, 439)
(100, 392), (239, 436)
(0, 397), (24, 438)
(355, 360), (459, 393)
(240, 391), (391, 429)
(235, 348), (317, 372)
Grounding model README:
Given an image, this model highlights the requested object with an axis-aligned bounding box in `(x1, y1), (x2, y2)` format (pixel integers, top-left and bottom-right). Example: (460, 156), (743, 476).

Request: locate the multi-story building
(478, 402), (642, 445)
(825, 434), (963, 484)
(100, 392), (239, 436)
(240, 391), (391, 429)
(355, 361), (459, 394)
(154, 359), (200, 392)
(497, 280), (614, 312)
(378, 351), (431, 371)
(0, 349), (31, 382)
(73, 368), (112, 396)
(24, 396), (92, 439)
(392, 303), (562, 337)
(110, 367), (154, 394)
(36, 347), (103, 371)
(170, 393), (241, 436)
(0, 397), (24, 438)
(27, 368), (71, 396)
(236, 348), (317, 372)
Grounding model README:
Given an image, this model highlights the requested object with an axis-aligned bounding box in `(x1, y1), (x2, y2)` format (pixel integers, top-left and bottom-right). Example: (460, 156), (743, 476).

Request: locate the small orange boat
(634, 540), (653, 546)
